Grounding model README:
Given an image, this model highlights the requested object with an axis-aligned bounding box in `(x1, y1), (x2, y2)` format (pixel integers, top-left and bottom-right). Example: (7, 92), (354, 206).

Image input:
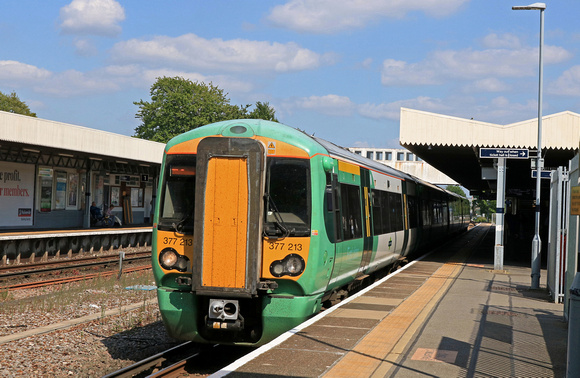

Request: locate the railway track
(104, 342), (249, 377)
(0, 250), (150, 276)
(1, 264), (152, 291)
(0, 251), (152, 291)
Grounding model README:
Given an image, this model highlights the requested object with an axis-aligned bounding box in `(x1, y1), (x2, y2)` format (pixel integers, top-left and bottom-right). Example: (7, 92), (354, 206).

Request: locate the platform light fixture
(512, 2), (545, 289)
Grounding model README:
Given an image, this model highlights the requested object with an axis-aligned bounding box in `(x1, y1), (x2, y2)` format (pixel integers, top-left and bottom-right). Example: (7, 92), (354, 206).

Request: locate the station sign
(531, 170), (552, 179)
(480, 148), (529, 159)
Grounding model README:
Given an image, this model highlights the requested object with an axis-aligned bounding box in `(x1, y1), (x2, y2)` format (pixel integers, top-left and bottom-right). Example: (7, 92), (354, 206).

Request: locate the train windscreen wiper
(172, 213), (192, 234)
(264, 192), (292, 239)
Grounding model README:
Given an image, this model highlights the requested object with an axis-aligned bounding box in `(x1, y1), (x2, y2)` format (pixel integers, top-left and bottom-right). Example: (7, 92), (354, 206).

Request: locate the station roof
(399, 108), (580, 196)
(0, 111), (165, 175)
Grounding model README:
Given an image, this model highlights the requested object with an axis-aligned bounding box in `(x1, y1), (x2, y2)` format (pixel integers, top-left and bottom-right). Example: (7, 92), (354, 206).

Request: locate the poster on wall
(55, 171), (67, 209)
(0, 162), (34, 226)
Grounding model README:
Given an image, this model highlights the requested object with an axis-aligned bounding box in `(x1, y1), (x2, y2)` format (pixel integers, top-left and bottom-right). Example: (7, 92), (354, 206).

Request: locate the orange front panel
(262, 237), (311, 280)
(156, 230), (194, 274)
(202, 157), (248, 288)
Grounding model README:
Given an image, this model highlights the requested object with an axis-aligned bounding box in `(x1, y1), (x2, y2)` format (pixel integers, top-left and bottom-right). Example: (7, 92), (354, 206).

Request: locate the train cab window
(264, 158), (311, 237)
(340, 183), (362, 240)
(158, 155), (196, 234)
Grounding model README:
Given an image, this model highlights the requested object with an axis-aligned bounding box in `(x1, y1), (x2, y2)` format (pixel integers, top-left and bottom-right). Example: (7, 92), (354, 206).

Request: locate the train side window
(388, 192), (403, 232)
(422, 200), (431, 226)
(325, 173), (341, 242)
(407, 196), (418, 229)
(340, 183), (362, 240)
(371, 189), (390, 235)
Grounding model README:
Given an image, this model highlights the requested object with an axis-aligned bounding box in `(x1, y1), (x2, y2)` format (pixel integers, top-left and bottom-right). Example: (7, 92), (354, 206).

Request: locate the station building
(399, 107), (580, 308)
(347, 146), (459, 186)
(0, 110), (165, 230)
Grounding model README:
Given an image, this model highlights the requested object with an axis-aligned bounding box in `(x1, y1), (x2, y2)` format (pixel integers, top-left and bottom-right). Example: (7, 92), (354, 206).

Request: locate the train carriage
(152, 119), (469, 346)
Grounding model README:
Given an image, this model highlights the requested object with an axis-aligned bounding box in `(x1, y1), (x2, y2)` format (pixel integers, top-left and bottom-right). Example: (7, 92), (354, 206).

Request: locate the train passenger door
(358, 168), (373, 276)
(328, 161), (363, 287)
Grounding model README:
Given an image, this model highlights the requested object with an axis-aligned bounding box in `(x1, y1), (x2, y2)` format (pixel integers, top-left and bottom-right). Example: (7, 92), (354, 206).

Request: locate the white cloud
(267, 0), (468, 34)
(290, 94), (355, 116)
(0, 60), (255, 99)
(464, 78), (510, 93)
(482, 33), (521, 49)
(73, 38), (98, 56)
(60, 0), (125, 37)
(110, 34), (335, 73)
(359, 58), (374, 69)
(358, 97), (447, 120)
(381, 45), (572, 86)
(34, 69), (121, 97)
(549, 66), (580, 96)
(0, 61), (52, 85)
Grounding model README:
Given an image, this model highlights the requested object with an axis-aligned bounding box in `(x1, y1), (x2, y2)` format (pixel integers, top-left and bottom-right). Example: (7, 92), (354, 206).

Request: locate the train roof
(166, 119), (465, 199)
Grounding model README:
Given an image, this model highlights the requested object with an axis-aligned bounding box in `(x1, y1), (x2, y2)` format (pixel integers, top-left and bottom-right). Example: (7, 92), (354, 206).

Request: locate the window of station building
(354, 150), (361, 155)
(406, 153), (414, 161)
(110, 187), (121, 207)
(375, 151), (383, 160)
(397, 152), (405, 161)
(131, 187), (144, 207)
(67, 173), (78, 208)
(366, 151), (373, 159)
(385, 152), (392, 160)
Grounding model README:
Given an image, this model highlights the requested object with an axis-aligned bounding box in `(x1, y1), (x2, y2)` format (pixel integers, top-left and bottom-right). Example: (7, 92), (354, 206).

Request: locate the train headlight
(286, 255), (304, 275)
(159, 248), (190, 272)
(269, 254), (305, 277)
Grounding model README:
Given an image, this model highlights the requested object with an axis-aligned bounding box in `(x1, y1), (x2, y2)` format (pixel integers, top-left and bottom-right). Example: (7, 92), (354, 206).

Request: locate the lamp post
(512, 2), (545, 289)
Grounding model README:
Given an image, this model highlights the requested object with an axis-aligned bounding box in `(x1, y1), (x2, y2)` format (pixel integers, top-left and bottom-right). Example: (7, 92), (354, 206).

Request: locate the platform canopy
(399, 108), (579, 197)
(0, 110), (165, 175)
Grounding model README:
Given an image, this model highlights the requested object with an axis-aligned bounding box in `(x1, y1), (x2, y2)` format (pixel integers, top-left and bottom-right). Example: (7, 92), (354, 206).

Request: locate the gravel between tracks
(0, 257), (192, 377)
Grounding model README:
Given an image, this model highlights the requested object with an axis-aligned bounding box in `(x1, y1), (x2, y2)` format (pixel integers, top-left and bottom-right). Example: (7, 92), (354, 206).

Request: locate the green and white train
(152, 119), (469, 346)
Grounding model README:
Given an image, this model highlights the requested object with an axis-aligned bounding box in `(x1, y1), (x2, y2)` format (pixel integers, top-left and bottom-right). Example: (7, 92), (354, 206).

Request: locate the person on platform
(90, 202), (102, 220)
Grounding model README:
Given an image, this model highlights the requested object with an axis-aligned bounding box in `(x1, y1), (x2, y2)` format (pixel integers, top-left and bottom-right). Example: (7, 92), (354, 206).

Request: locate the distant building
(347, 147), (459, 186)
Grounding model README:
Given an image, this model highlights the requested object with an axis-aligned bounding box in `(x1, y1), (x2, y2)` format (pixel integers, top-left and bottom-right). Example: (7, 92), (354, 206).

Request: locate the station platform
(213, 224), (568, 377)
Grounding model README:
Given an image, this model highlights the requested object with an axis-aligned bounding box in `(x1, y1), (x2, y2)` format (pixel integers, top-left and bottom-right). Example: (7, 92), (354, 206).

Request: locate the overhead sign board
(531, 170), (552, 179)
(480, 148), (529, 159)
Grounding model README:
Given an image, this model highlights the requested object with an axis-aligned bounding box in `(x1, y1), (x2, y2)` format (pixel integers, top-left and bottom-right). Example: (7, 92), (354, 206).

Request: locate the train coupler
(175, 276), (192, 286)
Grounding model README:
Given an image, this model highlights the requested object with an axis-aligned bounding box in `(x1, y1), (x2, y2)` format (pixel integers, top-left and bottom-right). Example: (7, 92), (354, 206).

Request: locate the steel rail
(102, 341), (198, 378)
(0, 265), (152, 291)
(0, 251), (151, 276)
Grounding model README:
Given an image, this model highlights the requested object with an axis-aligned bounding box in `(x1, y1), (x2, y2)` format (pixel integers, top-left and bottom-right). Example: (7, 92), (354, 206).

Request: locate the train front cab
(153, 125), (331, 346)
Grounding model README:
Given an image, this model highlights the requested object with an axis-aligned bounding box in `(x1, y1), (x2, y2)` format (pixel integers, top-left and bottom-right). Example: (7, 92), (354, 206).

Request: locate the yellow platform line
(324, 246), (472, 377)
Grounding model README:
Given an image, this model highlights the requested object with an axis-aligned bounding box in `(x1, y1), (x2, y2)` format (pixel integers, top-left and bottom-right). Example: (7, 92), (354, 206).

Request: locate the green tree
(473, 197), (496, 221)
(133, 77), (277, 143)
(0, 91), (36, 117)
(445, 185), (466, 197)
(249, 101), (278, 122)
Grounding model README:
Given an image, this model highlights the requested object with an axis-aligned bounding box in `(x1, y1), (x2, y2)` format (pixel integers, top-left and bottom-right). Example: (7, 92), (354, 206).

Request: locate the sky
(2, 0), (580, 148)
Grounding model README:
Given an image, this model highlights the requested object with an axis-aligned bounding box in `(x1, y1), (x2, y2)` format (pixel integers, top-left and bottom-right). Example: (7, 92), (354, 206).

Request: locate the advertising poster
(0, 162), (34, 226)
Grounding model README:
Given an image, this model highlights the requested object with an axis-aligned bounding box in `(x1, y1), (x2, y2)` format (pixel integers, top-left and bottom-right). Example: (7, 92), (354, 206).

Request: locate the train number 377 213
(268, 242), (303, 251)
(163, 237), (193, 246)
